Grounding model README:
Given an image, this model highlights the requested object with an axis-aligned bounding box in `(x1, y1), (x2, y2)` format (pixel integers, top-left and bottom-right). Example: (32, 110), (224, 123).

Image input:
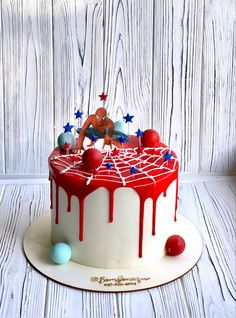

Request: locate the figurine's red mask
(95, 108), (107, 125)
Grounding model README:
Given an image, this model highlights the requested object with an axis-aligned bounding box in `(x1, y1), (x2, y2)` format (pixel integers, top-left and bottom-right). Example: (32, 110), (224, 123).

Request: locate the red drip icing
(49, 143), (179, 258)
(139, 199), (145, 258)
(50, 178), (53, 209)
(67, 194), (72, 212)
(163, 190), (167, 197)
(152, 198), (157, 236)
(79, 198), (84, 241)
(109, 189), (115, 223)
(55, 184), (59, 224)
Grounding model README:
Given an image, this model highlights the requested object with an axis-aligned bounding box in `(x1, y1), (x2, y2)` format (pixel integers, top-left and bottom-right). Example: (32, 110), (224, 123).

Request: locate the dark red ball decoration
(141, 129), (160, 147)
(165, 235), (186, 256)
(82, 148), (103, 171)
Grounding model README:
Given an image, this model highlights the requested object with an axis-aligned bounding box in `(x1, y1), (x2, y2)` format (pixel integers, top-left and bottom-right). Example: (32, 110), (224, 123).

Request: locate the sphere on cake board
(50, 242), (72, 264)
(165, 235), (186, 256)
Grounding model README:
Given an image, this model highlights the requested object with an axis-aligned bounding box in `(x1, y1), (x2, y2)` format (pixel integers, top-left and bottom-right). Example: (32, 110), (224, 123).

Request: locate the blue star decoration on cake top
(123, 113), (134, 123)
(63, 122), (74, 133)
(90, 134), (98, 142)
(135, 129), (144, 137)
(163, 151), (174, 162)
(118, 135), (127, 144)
(105, 162), (113, 170)
(74, 110), (83, 119)
(130, 166), (138, 174)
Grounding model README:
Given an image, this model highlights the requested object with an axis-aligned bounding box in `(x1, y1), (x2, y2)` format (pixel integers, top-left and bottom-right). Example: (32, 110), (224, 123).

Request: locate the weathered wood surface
(103, 0), (153, 130)
(0, 7), (4, 174)
(0, 177), (235, 318)
(53, 0), (104, 141)
(0, 0), (235, 175)
(200, 0), (236, 173)
(152, 0), (205, 173)
(1, 0), (53, 174)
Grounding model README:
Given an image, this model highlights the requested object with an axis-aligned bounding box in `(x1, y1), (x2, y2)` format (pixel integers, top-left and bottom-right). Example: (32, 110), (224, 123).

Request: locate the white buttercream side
(51, 180), (177, 268)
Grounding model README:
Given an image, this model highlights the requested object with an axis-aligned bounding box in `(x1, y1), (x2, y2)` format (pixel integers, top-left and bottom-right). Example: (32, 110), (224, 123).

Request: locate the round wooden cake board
(23, 212), (203, 292)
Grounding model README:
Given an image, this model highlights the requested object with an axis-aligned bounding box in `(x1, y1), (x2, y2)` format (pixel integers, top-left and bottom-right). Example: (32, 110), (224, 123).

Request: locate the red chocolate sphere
(82, 148), (103, 171)
(165, 235), (186, 256)
(141, 129), (160, 147)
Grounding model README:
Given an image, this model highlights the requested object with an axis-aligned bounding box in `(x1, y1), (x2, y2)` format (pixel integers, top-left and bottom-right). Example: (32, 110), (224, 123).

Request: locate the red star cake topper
(111, 148), (120, 156)
(99, 92), (108, 101)
(64, 142), (71, 149)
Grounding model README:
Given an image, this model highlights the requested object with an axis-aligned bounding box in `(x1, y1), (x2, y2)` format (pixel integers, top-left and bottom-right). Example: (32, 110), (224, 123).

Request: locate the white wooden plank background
(1, 0), (54, 175)
(0, 0), (235, 175)
(0, 177), (235, 318)
(200, 0), (236, 173)
(153, 0), (205, 173)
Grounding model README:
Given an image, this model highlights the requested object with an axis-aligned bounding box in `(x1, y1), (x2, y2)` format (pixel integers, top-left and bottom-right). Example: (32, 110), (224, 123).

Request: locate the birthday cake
(48, 93), (184, 268)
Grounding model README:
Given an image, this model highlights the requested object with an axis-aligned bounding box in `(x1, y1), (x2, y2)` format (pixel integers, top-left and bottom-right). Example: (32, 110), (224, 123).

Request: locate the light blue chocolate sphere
(114, 120), (129, 136)
(50, 242), (72, 264)
(57, 132), (75, 150)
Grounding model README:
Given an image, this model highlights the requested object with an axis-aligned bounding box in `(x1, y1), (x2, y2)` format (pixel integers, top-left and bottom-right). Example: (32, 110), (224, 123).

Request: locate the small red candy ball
(82, 148), (103, 171)
(141, 129), (160, 147)
(165, 235), (186, 256)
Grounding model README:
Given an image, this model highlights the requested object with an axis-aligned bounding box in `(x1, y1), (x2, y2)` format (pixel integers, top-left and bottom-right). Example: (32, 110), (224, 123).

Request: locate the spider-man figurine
(75, 108), (115, 151)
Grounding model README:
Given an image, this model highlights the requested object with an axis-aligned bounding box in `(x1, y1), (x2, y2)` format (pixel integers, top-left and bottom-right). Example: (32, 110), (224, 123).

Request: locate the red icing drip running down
(109, 189), (115, 223)
(55, 184), (59, 224)
(50, 175), (53, 209)
(152, 198), (157, 236)
(49, 141), (179, 258)
(79, 199), (84, 241)
(139, 199), (145, 257)
(67, 194), (72, 212)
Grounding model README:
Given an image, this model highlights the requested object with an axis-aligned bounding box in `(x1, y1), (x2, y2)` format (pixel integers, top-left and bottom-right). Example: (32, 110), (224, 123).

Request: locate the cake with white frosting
(48, 94), (184, 268)
(49, 140), (181, 268)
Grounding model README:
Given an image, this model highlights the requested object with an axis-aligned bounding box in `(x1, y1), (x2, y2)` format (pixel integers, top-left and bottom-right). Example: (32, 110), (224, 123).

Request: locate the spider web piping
(49, 146), (178, 187)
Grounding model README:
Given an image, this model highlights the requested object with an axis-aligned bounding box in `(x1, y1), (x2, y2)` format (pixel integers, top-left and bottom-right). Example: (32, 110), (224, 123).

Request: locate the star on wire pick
(135, 129), (144, 137)
(64, 142), (71, 149)
(123, 113), (134, 123)
(163, 151), (173, 162)
(111, 148), (120, 156)
(63, 122), (74, 133)
(74, 110), (83, 119)
(105, 162), (113, 170)
(118, 135), (127, 144)
(99, 92), (108, 101)
(91, 134), (99, 142)
(130, 166), (138, 174)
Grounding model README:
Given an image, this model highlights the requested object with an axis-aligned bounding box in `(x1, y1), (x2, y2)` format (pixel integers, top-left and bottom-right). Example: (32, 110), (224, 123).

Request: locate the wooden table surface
(0, 175), (235, 318)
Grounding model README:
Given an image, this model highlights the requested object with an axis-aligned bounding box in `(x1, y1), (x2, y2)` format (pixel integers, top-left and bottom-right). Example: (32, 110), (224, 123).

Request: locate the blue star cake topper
(63, 122), (74, 133)
(90, 134), (99, 142)
(163, 151), (173, 162)
(123, 113), (134, 123)
(130, 166), (138, 174)
(74, 110), (83, 119)
(105, 162), (113, 170)
(135, 129), (144, 137)
(118, 135), (127, 144)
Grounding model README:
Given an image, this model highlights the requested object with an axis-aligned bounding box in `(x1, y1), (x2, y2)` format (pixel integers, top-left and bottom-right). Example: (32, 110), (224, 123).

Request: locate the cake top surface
(50, 93), (179, 188)
(49, 136), (178, 188)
